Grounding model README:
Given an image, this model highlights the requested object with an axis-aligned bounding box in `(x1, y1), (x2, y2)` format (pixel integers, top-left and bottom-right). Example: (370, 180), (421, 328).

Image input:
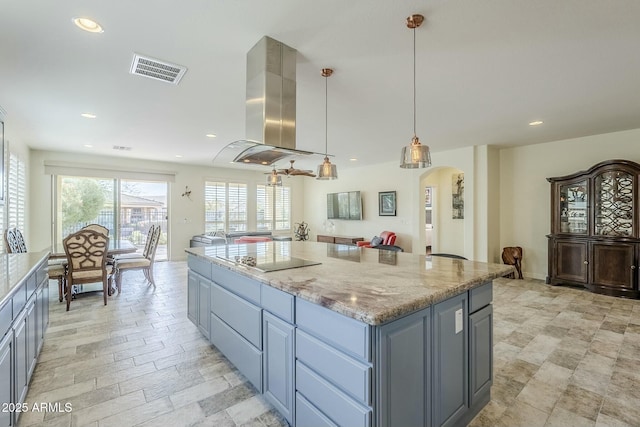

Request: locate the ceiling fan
(272, 160), (316, 177)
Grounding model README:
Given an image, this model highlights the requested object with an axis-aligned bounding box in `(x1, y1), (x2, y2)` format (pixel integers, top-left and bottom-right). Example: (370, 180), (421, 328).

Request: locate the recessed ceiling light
(529, 120), (543, 126)
(175, 155), (183, 158)
(72, 17), (104, 33)
(83, 144), (93, 148)
(349, 158), (358, 162)
(206, 134), (217, 138)
(81, 113), (96, 119)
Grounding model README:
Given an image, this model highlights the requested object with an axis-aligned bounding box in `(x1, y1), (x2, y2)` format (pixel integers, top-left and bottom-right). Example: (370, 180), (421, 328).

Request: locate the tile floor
(16, 261), (640, 427)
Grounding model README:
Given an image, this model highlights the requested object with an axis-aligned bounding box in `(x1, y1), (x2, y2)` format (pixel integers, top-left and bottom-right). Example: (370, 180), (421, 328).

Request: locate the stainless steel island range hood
(215, 36), (318, 166)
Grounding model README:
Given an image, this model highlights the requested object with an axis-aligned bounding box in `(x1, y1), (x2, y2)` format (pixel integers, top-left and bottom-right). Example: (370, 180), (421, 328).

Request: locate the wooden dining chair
(63, 229), (112, 311)
(4, 227), (27, 253)
(5, 227), (68, 302)
(82, 224), (109, 235)
(112, 225), (161, 294)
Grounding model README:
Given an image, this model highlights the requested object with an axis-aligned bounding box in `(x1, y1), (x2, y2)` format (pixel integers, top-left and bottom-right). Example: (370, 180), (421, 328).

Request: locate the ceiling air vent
(113, 145), (132, 151)
(130, 53), (187, 85)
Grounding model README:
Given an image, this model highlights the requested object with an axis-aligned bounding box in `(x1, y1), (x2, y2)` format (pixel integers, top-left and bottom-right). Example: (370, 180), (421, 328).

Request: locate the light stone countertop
(186, 241), (515, 325)
(0, 251), (49, 309)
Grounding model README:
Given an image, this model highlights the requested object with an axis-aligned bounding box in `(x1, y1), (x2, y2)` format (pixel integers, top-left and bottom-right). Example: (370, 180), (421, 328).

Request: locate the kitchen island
(186, 242), (513, 427)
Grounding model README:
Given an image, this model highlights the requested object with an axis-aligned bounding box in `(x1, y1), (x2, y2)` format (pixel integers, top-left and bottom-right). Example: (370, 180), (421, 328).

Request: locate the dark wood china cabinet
(547, 159), (640, 298)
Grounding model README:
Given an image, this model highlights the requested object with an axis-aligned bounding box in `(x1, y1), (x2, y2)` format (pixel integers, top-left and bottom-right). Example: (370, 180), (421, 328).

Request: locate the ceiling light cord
(413, 25), (417, 140)
(325, 71), (329, 156)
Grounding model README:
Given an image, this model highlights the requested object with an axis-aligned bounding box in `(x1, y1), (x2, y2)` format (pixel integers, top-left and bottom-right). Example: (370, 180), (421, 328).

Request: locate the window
(257, 184), (291, 231)
(54, 176), (168, 261)
(205, 181), (247, 233)
(7, 152), (26, 231)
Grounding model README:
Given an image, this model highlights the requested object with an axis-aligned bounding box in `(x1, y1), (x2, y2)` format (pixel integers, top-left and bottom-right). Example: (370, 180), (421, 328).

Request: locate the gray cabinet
(0, 254), (49, 427)
(26, 297), (38, 380)
(469, 305), (493, 406)
(433, 292), (468, 427)
(187, 271), (198, 324)
(186, 254), (495, 427)
(263, 311), (294, 424)
(295, 298), (372, 427)
(0, 331), (12, 427)
(13, 308), (28, 407)
(377, 307), (431, 427)
(187, 271), (211, 340)
(197, 277), (211, 340)
(209, 277), (263, 392)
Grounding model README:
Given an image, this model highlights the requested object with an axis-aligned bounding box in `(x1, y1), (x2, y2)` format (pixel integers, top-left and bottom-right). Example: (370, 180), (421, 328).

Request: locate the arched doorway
(418, 166), (466, 257)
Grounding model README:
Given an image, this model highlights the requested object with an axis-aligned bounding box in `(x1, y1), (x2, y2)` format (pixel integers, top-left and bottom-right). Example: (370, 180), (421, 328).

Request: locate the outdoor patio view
(59, 177), (168, 260)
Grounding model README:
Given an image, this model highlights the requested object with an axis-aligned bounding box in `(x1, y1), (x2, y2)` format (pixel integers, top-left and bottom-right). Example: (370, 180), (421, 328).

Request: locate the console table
(316, 234), (364, 245)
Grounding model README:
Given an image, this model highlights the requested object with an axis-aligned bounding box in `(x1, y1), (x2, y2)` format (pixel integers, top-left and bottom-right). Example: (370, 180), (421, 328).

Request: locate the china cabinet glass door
(559, 181), (588, 234)
(594, 171), (634, 237)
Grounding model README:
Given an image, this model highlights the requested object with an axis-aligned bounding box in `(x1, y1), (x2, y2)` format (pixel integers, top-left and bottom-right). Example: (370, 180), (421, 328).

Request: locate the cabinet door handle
(583, 261), (588, 265)
(632, 265), (636, 270)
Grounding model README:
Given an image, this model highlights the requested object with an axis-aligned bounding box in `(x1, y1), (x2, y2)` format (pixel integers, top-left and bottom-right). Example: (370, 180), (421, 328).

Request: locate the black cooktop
(216, 255), (321, 272)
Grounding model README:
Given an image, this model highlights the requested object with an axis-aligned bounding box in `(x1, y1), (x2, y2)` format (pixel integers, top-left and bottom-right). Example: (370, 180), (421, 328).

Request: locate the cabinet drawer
(262, 284), (294, 323)
(211, 283), (262, 349)
(296, 329), (371, 405)
(317, 235), (334, 243)
(210, 313), (262, 392)
(296, 298), (370, 361)
(0, 302), (11, 338)
(469, 282), (492, 313)
(296, 361), (371, 427)
(36, 262), (48, 286)
(188, 256), (212, 280)
(26, 271), (38, 298)
(296, 392), (338, 427)
(13, 283), (27, 318)
(212, 264), (261, 305)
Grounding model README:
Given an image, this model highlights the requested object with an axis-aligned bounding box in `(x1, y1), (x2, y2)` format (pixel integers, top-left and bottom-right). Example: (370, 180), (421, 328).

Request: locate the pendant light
(266, 166), (282, 186)
(317, 68), (338, 180)
(400, 14), (432, 169)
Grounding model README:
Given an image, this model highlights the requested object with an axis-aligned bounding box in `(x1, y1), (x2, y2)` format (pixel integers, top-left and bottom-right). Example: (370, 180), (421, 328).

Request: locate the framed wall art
(379, 191), (396, 216)
(452, 173), (464, 219)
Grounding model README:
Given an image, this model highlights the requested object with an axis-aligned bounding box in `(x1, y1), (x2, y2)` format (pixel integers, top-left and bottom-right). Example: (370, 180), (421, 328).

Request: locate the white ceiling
(1, 0), (639, 172)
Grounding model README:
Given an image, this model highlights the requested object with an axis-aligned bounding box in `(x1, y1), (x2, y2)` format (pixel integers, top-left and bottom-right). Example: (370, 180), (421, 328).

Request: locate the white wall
(302, 145), (486, 257)
(302, 161), (418, 251)
(499, 128), (640, 280)
(27, 127), (640, 275)
(29, 150), (305, 261)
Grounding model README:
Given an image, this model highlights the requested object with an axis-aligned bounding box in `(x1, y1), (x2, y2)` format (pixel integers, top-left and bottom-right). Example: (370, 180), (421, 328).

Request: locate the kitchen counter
(0, 251), (50, 309)
(185, 241), (513, 325)
(1, 251), (50, 426)
(186, 241), (514, 427)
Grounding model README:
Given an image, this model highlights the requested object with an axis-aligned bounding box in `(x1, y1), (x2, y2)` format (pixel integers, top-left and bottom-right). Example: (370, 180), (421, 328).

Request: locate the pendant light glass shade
(400, 14), (432, 169)
(317, 68), (338, 180)
(317, 156), (338, 179)
(400, 136), (431, 169)
(266, 169), (282, 186)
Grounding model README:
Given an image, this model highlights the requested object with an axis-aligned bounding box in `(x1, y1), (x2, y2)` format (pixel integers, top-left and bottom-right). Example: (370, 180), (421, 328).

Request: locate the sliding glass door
(119, 180), (167, 260)
(55, 176), (168, 260)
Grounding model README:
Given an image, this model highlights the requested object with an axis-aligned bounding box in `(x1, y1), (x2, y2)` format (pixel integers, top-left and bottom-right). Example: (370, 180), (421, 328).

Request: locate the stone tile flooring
(17, 261), (640, 426)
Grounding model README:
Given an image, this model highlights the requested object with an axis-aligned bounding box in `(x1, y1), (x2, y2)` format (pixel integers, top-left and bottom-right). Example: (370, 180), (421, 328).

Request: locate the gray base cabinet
(433, 293), (468, 427)
(187, 270), (211, 340)
(186, 255), (494, 427)
(377, 307), (431, 427)
(0, 331), (12, 427)
(263, 312), (295, 424)
(0, 254), (49, 427)
(469, 305), (493, 405)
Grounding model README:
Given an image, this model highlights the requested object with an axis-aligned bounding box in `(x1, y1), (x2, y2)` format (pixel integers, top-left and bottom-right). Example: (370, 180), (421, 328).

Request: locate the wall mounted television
(327, 191), (362, 220)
